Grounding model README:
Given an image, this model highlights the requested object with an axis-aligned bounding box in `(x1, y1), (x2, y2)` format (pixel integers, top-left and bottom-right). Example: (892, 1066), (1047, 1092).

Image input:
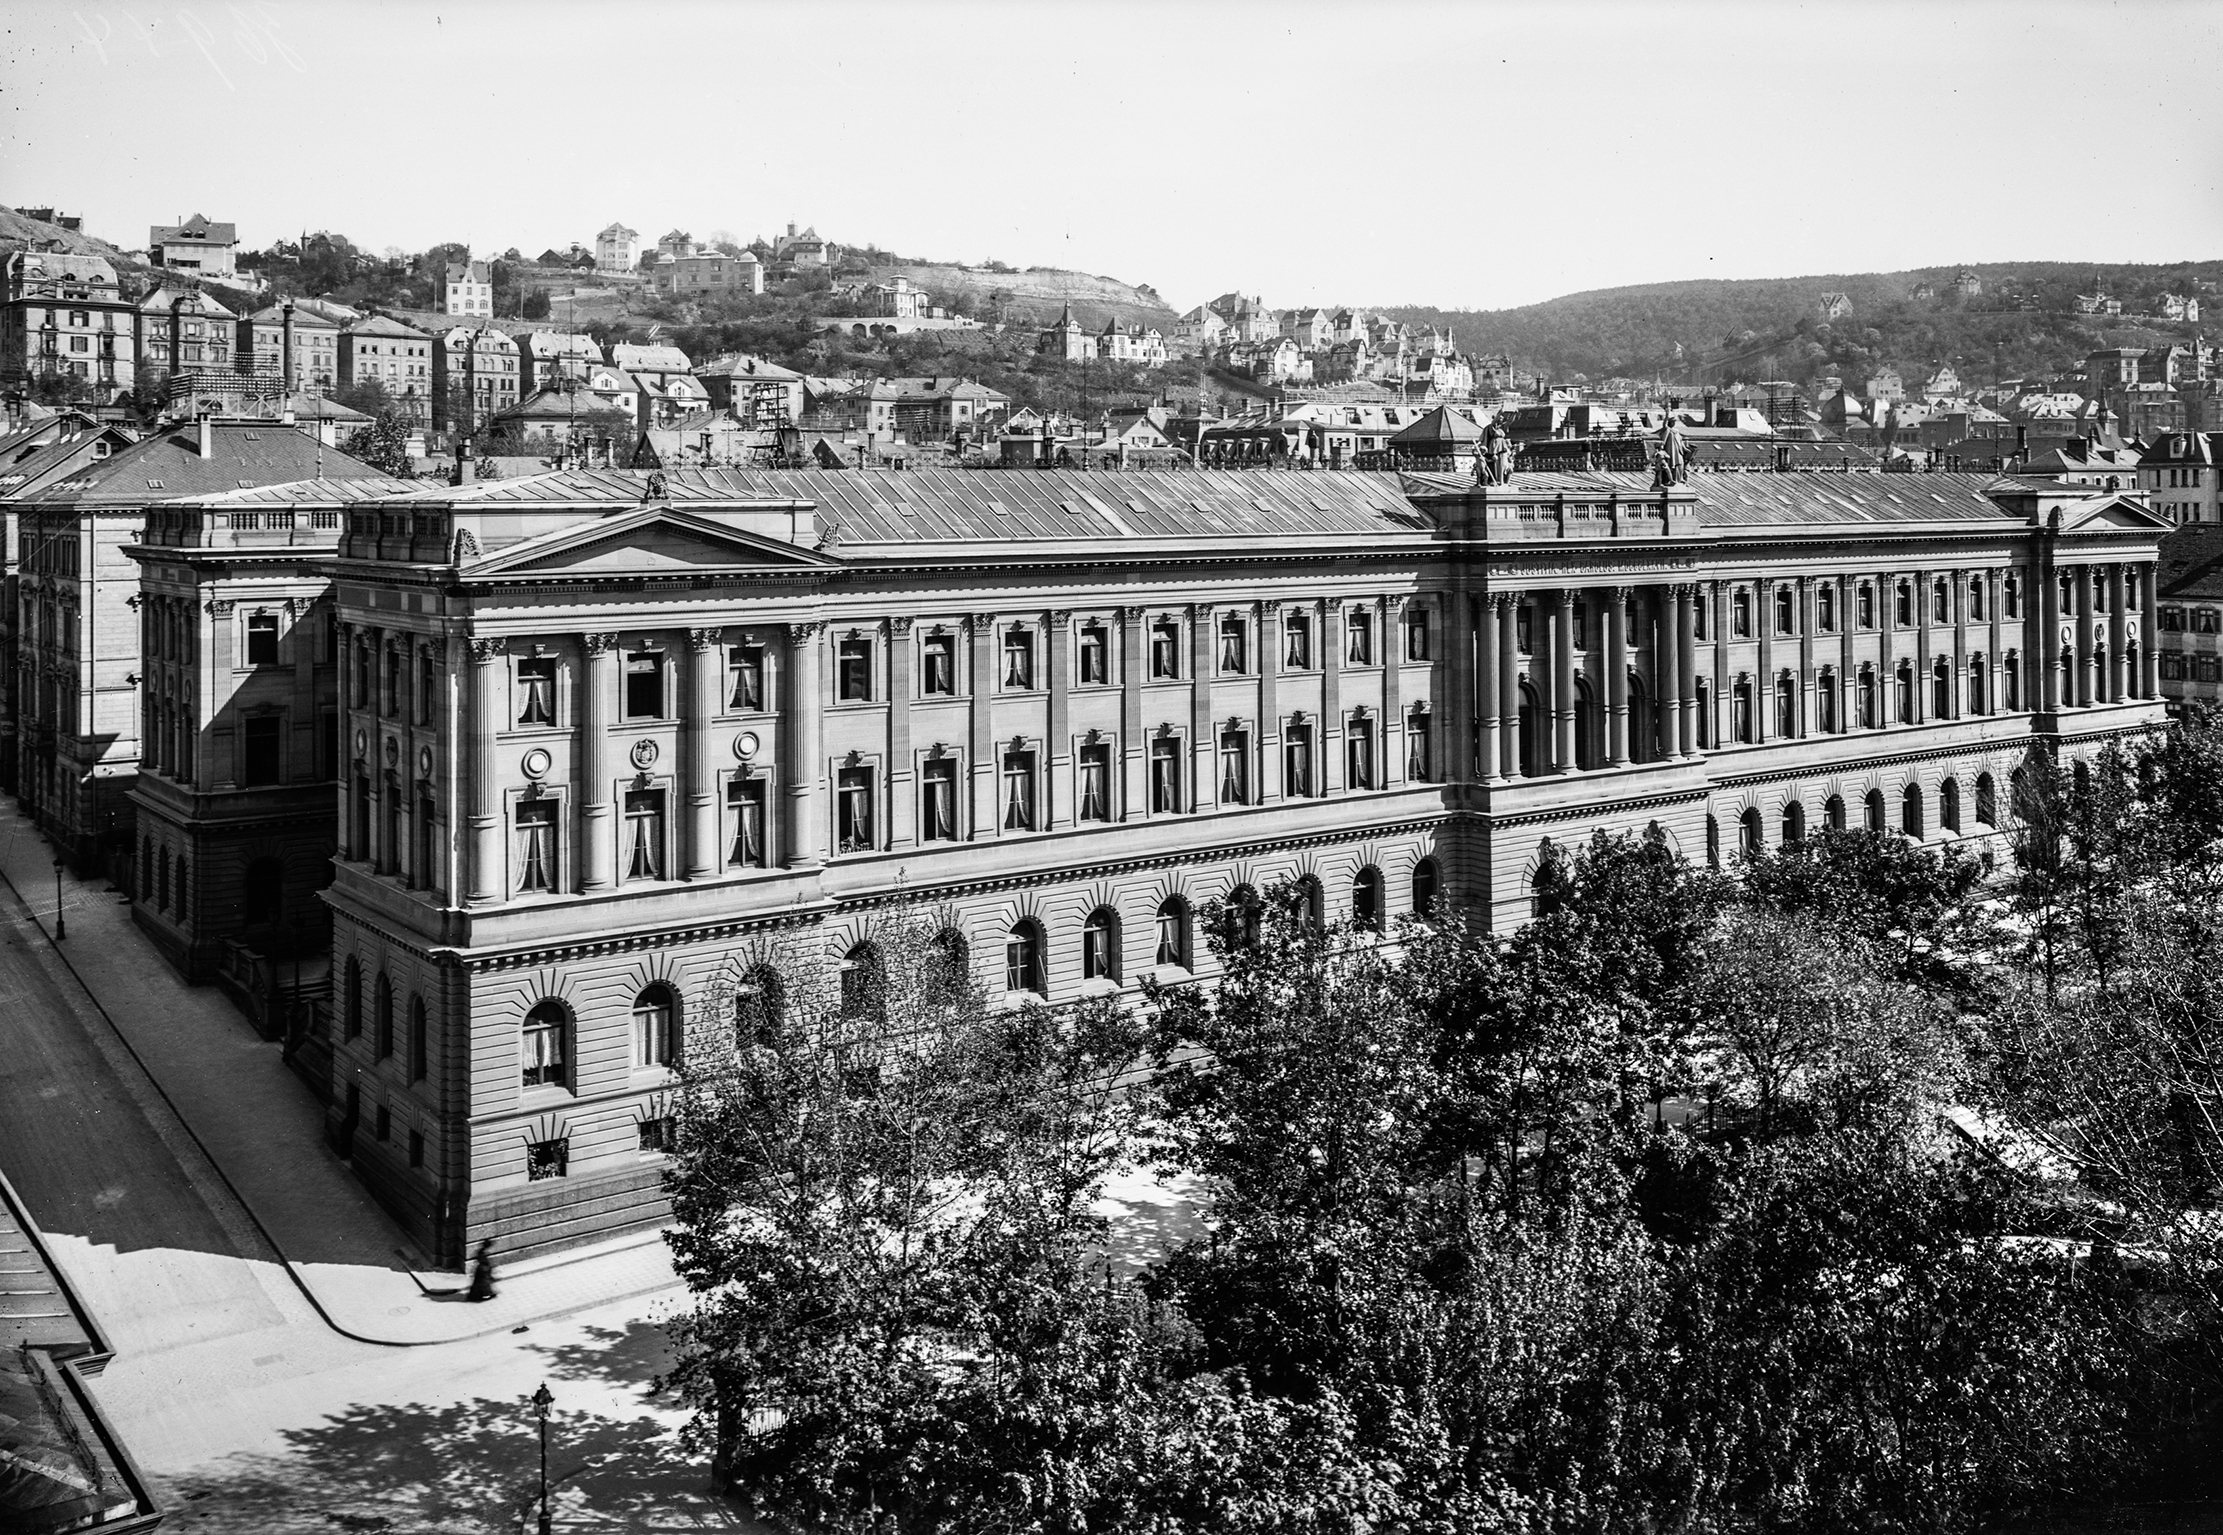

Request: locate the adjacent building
(652, 251), (764, 298)
(236, 301), (341, 394)
(595, 223), (639, 274)
(0, 251), (137, 399)
(432, 327), (523, 434)
(339, 314), (434, 420)
(148, 214), (239, 281)
(439, 261), (494, 318)
(518, 332), (603, 395)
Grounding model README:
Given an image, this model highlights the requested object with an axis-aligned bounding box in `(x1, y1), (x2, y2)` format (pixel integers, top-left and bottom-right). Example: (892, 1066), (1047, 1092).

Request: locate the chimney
(197, 410), (214, 457)
(455, 439), (476, 485)
(281, 299), (296, 396)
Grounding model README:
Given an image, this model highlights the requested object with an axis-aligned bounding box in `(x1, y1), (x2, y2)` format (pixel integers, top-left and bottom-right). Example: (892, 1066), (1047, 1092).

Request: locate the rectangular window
(1078, 744), (1111, 822)
(1219, 731), (1248, 805)
(1346, 610), (1373, 665)
(624, 651), (663, 719)
(525, 1136), (568, 1180)
(517, 657), (556, 725)
(246, 611), (279, 665)
(727, 647), (764, 711)
(416, 797), (437, 890)
(1284, 614), (1312, 669)
(1894, 581), (1912, 627)
(1818, 586), (1837, 631)
(1732, 591), (1752, 638)
(384, 646), (402, 715)
(1407, 712), (1431, 780)
(837, 638), (872, 701)
(922, 758), (959, 840)
(418, 651), (437, 722)
(1219, 617), (1247, 674)
(1002, 629), (1034, 690)
(923, 635), (956, 695)
(1078, 624), (1108, 684)
(242, 715), (283, 786)
(1150, 620), (1179, 679)
(1346, 721), (1374, 790)
(637, 1117), (674, 1153)
(727, 777), (766, 867)
(1001, 750), (1036, 830)
(837, 767), (874, 852)
(1285, 724), (1313, 797)
(624, 789), (665, 880)
(516, 799), (557, 892)
(1406, 614), (1428, 661)
(1150, 739), (1181, 813)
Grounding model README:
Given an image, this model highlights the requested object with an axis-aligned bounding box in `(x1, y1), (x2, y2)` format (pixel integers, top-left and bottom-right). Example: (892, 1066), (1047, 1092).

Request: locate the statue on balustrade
(1653, 417), (1692, 487)
(1476, 417), (1515, 486)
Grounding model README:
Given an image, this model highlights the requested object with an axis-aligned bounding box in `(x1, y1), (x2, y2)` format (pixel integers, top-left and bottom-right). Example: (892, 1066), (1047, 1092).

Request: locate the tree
(340, 406), (415, 477)
(28, 367), (92, 405)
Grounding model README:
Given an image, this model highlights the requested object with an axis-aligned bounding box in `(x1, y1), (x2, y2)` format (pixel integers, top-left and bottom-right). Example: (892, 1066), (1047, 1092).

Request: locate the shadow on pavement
(168, 1395), (740, 1533)
(533, 1318), (679, 1389)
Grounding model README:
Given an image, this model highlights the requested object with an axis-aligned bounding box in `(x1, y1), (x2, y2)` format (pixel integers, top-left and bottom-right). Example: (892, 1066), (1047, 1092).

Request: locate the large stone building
(431, 327), (522, 435)
(338, 314), (434, 421)
(0, 252), (137, 399)
(8, 419), (383, 874)
(288, 463), (2167, 1264)
(236, 301), (341, 395)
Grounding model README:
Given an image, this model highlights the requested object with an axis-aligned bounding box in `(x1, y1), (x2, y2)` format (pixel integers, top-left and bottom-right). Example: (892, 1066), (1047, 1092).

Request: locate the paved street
(0, 809), (756, 1531)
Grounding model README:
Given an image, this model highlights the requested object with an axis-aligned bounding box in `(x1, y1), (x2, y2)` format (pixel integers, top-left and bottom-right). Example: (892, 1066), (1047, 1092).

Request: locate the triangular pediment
(2057, 494), (2174, 534)
(468, 506), (837, 579)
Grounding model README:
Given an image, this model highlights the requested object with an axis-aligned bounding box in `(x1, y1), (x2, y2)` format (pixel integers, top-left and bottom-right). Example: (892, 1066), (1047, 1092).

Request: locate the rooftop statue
(1654, 417), (1691, 487)
(1476, 417), (1515, 486)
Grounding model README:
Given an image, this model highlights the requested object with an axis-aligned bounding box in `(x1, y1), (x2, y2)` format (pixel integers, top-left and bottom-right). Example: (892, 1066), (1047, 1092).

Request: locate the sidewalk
(0, 805), (682, 1346)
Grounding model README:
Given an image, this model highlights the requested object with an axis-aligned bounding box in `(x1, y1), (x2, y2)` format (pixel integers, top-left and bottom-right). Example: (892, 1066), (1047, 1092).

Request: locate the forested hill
(1378, 260), (2223, 389)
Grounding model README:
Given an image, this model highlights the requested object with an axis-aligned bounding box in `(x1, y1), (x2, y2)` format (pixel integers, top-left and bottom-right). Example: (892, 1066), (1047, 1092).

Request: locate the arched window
(841, 942), (887, 1024)
(409, 995), (428, 1081)
(633, 984), (677, 1068)
(1352, 866), (1384, 931)
(1531, 853), (1563, 918)
(1082, 908), (1121, 982)
(1226, 883), (1262, 948)
(1411, 858), (1439, 916)
(176, 857), (189, 924)
(1705, 814), (1720, 867)
(1941, 777), (1961, 833)
(1739, 807), (1762, 859)
(344, 956), (363, 1039)
(1901, 782), (1925, 839)
(1865, 788), (1886, 833)
(925, 929), (970, 1009)
(1976, 772), (1997, 827)
(1825, 794), (1846, 832)
(1782, 801), (1805, 844)
(1288, 875), (1325, 933)
(522, 999), (568, 1088)
(243, 856), (283, 927)
(1004, 921), (1044, 996)
(733, 964), (785, 1048)
(373, 973), (394, 1058)
(158, 847), (170, 912)
(1154, 897), (1191, 969)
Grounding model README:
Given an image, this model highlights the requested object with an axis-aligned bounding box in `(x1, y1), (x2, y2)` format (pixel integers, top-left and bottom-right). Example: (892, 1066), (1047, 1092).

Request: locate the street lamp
(52, 857), (65, 940)
(531, 1382), (554, 1535)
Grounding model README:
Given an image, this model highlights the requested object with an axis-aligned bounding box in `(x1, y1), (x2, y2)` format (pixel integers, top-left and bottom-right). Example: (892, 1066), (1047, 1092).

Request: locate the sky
(5, 0), (2221, 314)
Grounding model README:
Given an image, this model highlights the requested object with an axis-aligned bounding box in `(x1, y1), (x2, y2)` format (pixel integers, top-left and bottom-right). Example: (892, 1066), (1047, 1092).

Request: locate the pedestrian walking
(468, 1238), (498, 1301)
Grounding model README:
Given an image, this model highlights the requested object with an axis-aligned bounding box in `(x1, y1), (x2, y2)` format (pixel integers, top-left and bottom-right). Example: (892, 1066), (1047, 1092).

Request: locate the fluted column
(1383, 597), (1406, 787)
(684, 628), (718, 878)
(1796, 577), (1815, 736)
(2107, 565), (2129, 702)
(1044, 613), (1069, 829)
(1878, 572), (1898, 728)
(2039, 560), (2062, 714)
(1987, 568), (2004, 714)
(464, 636), (504, 905)
(968, 612), (997, 837)
(2074, 566), (2095, 707)
(1674, 584), (1698, 757)
(1497, 594), (1521, 778)
(1606, 587), (1630, 766)
(783, 622), (825, 866)
(1653, 587), (1679, 761)
(1119, 606), (1146, 819)
(580, 632), (617, 892)
(2142, 563), (2162, 697)
(1477, 594), (1501, 782)
(1189, 603), (1214, 813)
(1258, 602), (1283, 801)
(889, 617), (917, 844)
(1551, 588), (1576, 772)
(1709, 581), (1729, 749)
(1754, 580), (1773, 745)
(1322, 599), (1345, 794)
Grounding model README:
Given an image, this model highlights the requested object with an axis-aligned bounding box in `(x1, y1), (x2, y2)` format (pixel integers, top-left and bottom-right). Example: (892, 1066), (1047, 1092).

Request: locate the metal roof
(12, 422), (386, 509)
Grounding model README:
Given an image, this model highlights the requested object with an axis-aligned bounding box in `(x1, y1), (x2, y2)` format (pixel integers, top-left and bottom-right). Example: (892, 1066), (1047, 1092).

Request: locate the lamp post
(52, 857), (65, 940)
(531, 1382), (554, 1535)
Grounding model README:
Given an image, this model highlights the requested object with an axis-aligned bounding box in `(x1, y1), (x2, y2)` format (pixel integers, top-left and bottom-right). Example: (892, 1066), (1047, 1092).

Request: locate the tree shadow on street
(531, 1316), (679, 1391)
(167, 1393), (753, 1533)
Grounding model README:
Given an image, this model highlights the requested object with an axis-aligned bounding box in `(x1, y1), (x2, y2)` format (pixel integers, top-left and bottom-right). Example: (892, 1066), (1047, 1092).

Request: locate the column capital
(582, 631), (618, 655)
(208, 599), (235, 616)
(1325, 594), (1345, 611)
(1046, 610), (1070, 627)
(466, 636), (505, 664)
(1610, 584), (1637, 603)
(1120, 604), (1148, 622)
(786, 621), (825, 643)
(686, 627), (718, 652)
(1260, 598), (1283, 616)
(890, 615), (916, 636)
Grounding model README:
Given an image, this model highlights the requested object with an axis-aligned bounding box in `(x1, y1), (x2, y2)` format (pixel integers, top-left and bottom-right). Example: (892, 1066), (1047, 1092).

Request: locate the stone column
(1877, 572), (1896, 727)
(1189, 603), (1214, 813)
(1948, 569), (1967, 718)
(1987, 568), (2004, 714)
(1653, 588), (1679, 761)
(1606, 587), (1630, 767)
(2074, 566), (2095, 707)
(1258, 602), (1283, 801)
(887, 617), (916, 845)
(2107, 565), (2129, 702)
(1551, 588), (1577, 772)
(1474, 595), (1499, 782)
(1913, 572), (1933, 726)
(1440, 593), (1472, 784)
(208, 600), (239, 789)
(1675, 584), (1698, 758)
(1321, 598), (1345, 794)
(683, 628), (719, 879)
(1383, 597), (1406, 787)
(580, 633), (617, 892)
(464, 636), (504, 905)
(1709, 581), (1729, 750)
(2142, 563), (2162, 697)
(1796, 577), (1815, 737)
(290, 597), (318, 782)
(1498, 594), (1522, 778)
(1044, 613), (1069, 828)
(1120, 606), (1147, 819)
(2039, 560), (2062, 714)
(1754, 580), (1773, 745)
(782, 622), (824, 866)
(968, 612), (997, 837)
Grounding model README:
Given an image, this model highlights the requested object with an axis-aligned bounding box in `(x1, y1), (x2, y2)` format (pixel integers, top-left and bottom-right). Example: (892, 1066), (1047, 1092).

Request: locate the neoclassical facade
(310, 466), (2168, 1261)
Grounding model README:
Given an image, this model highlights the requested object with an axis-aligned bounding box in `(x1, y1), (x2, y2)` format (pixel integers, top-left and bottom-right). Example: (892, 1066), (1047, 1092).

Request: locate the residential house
(1173, 305), (1230, 351)
(1952, 269), (1983, 297)
(771, 223), (837, 270)
(1865, 368), (1905, 403)
(1224, 335), (1308, 384)
(1037, 302), (1094, 362)
(1097, 321), (1168, 367)
(237, 302), (341, 394)
(577, 363), (645, 426)
(1920, 365), (1962, 403)
(439, 261), (494, 318)
(595, 223), (639, 273)
(340, 313), (435, 421)
(136, 281), (238, 404)
(695, 354), (806, 427)
(148, 214), (239, 281)
(0, 251), (137, 398)
(432, 327), (523, 434)
(486, 388), (636, 450)
(1817, 292), (1853, 321)
(655, 230), (696, 261)
(518, 332), (604, 395)
(653, 251), (764, 297)
(1281, 307), (1334, 350)
(611, 344), (694, 391)
(864, 377), (1011, 440)
(2139, 432), (2222, 526)
(2161, 293), (2202, 323)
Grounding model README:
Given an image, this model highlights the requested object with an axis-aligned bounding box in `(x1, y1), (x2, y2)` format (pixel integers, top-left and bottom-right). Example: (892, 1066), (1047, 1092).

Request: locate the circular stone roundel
(383, 736), (400, 767)
(520, 747), (552, 781)
(353, 727), (368, 761)
(418, 745), (435, 779)
(733, 731), (760, 761)
(630, 739), (660, 771)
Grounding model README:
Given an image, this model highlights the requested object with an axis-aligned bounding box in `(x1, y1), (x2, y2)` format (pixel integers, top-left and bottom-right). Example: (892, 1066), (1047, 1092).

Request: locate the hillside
(1378, 261), (2223, 390)
(0, 206), (154, 274)
(868, 261), (1179, 334)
